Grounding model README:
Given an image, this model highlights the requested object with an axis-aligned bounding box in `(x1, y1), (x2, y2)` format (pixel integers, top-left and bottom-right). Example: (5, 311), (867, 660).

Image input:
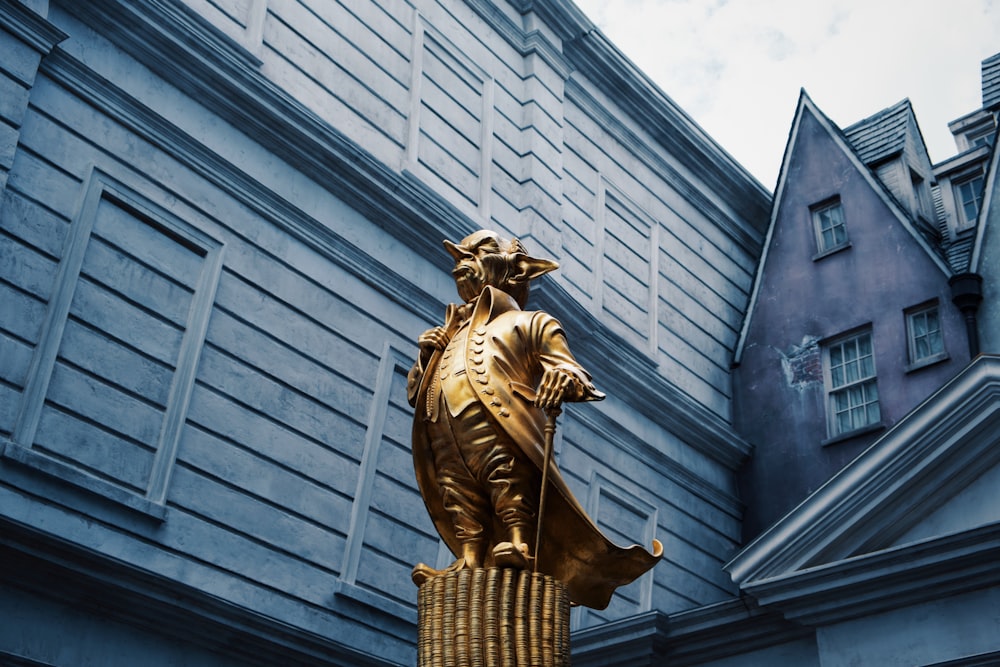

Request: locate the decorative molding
(0, 521), (407, 667)
(56, 0), (480, 278)
(573, 470), (658, 630)
(566, 77), (764, 257)
(405, 13), (495, 222)
(6, 166), (224, 519)
(569, 401), (743, 520)
(662, 597), (810, 666)
(562, 29), (771, 240)
(0, 0), (67, 57)
(594, 178), (659, 356)
(44, 5), (751, 470)
(571, 610), (668, 667)
(337, 343), (419, 625)
(741, 522), (1000, 626)
(571, 598), (810, 667)
(727, 354), (1000, 584)
(39, 45), (448, 325)
(463, 0), (574, 79)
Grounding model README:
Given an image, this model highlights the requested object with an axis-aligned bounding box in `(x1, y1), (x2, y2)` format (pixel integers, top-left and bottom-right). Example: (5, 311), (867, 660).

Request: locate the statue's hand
(535, 368), (577, 410)
(418, 327), (450, 360)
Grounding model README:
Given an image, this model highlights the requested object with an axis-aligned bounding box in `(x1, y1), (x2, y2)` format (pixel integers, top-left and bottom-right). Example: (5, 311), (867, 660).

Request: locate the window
(954, 174), (985, 226)
(907, 304), (945, 366)
(825, 331), (880, 437)
(910, 170), (932, 222)
(812, 199), (848, 254)
(967, 124), (996, 148)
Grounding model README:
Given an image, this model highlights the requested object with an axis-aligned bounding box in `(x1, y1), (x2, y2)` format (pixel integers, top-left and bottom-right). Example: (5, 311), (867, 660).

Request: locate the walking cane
(533, 405), (561, 573)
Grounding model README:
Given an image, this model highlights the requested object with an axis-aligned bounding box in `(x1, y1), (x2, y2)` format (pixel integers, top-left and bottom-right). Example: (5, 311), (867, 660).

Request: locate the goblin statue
(408, 230), (661, 609)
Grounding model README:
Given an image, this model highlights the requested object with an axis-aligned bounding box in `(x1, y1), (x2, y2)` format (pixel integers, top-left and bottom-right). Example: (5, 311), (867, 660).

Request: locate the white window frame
(953, 173), (985, 228)
(811, 198), (849, 256)
(824, 330), (881, 438)
(906, 303), (946, 369)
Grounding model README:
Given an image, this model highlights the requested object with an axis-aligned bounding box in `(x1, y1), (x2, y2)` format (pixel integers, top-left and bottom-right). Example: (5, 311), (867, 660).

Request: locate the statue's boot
(493, 526), (533, 570)
(411, 540), (485, 586)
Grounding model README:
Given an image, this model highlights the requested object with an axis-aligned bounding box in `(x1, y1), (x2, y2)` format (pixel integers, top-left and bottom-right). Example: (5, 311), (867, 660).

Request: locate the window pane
(845, 359), (859, 384)
(857, 335), (872, 356)
(927, 330), (943, 355)
(832, 222), (846, 246)
(830, 346), (843, 366)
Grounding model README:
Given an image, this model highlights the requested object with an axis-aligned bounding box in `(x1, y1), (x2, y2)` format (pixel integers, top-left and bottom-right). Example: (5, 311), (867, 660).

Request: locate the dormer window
(954, 173), (985, 227)
(966, 123), (996, 148)
(811, 198), (849, 256)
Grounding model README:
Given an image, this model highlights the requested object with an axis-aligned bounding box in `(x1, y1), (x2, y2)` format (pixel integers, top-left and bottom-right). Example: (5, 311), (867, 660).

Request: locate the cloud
(575, 0), (1000, 186)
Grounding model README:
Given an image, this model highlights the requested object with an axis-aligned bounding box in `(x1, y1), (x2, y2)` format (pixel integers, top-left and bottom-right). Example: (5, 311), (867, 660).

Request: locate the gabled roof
(983, 52), (1000, 110)
(843, 98), (913, 165)
(725, 355), (1000, 625)
(734, 91), (951, 363)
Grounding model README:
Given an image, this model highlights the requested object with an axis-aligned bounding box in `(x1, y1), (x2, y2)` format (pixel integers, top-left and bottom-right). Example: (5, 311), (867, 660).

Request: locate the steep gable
(726, 355), (1000, 624)
(735, 91), (949, 364)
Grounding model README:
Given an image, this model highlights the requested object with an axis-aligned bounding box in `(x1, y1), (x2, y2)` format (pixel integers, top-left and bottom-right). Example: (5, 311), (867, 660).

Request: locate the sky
(571, 0), (1000, 189)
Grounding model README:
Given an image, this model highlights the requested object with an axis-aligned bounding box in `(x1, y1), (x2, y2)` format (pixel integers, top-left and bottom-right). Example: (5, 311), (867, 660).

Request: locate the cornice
(50, 0), (750, 467)
(0, 518), (406, 667)
(742, 523), (1000, 626)
(464, 0), (574, 79)
(40, 42), (448, 331)
(571, 610), (669, 666)
(562, 28), (771, 236)
(56, 0), (480, 275)
(727, 355), (1000, 584)
(571, 598), (811, 666)
(0, 0), (67, 56)
(664, 598), (811, 665)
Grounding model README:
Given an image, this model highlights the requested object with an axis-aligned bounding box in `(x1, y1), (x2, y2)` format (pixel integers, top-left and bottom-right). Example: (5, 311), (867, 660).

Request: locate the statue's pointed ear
(511, 254), (559, 284)
(443, 239), (469, 262)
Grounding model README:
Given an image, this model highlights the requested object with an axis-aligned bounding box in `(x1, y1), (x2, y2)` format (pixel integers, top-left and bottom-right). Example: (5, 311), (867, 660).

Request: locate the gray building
(0, 0), (768, 665)
(5, 0), (998, 664)
(726, 54), (1000, 666)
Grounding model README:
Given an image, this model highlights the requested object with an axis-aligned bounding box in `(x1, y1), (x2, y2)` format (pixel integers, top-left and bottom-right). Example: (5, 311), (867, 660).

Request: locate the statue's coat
(408, 286), (661, 609)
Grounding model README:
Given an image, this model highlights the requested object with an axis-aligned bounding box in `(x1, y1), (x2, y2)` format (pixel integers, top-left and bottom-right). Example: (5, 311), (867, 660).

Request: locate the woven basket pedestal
(417, 568), (570, 667)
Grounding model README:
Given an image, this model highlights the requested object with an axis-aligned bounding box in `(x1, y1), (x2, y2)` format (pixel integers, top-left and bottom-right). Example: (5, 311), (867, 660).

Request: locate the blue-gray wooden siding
(0, 0), (758, 661)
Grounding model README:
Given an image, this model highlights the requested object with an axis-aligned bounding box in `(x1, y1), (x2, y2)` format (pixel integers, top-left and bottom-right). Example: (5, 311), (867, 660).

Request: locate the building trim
(727, 354), (1000, 584)
(0, 520), (406, 667)
(969, 129), (999, 272)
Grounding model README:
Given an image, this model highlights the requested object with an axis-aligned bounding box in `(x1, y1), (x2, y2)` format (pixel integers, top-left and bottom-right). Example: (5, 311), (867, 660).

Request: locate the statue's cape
(409, 286), (661, 609)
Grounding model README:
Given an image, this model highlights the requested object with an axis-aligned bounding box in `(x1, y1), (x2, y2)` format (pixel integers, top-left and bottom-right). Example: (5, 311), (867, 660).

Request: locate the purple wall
(734, 108), (971, 541)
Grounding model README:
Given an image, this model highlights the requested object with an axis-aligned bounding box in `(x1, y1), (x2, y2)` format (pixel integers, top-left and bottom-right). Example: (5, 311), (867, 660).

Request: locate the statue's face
(449, 231), (505, 303)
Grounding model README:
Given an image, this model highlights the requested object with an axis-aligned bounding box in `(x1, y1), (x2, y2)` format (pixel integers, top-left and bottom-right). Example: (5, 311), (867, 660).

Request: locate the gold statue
(408, 230), (662, 609)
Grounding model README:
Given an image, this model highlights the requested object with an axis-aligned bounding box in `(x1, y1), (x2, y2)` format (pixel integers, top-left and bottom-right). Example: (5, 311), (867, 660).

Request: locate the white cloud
(573, 0), (1000, 187)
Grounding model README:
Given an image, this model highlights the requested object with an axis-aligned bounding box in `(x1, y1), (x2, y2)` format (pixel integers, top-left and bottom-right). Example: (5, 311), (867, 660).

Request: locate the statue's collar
(470, 286), (521, 325)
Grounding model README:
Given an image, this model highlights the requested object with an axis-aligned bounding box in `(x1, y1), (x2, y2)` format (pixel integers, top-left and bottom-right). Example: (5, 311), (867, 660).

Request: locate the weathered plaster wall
(734, 106), (971, 539)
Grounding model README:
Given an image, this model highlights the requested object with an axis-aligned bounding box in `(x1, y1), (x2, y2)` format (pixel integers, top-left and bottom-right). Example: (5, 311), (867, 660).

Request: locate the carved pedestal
(417, 568), (570, 667)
